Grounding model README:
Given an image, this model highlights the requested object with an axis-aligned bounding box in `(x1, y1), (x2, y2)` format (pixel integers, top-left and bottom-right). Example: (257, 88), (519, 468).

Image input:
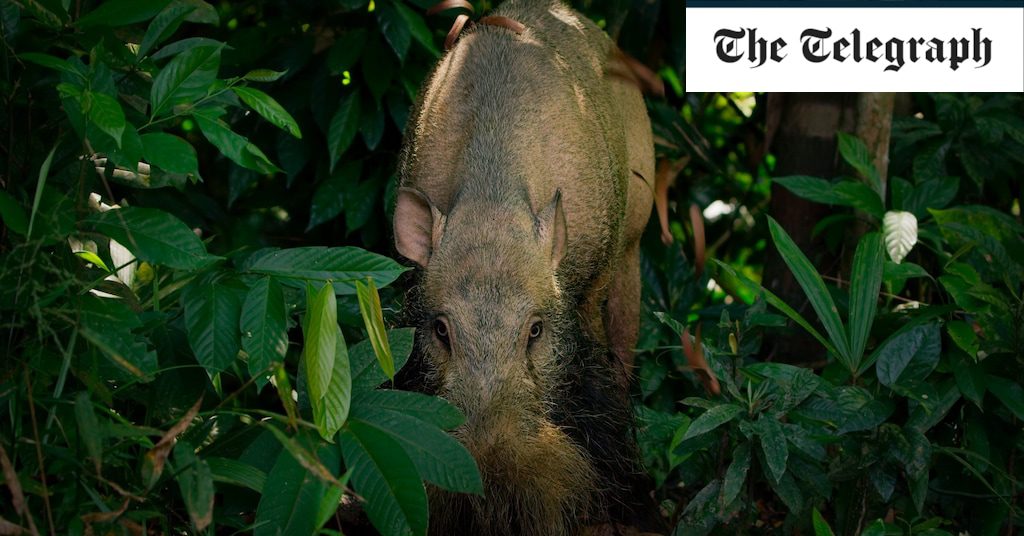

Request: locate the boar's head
(394, 186), (597, 534)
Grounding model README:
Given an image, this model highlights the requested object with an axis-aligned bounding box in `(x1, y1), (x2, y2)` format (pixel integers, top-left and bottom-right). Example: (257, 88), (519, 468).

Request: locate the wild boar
(393, 0), (656, 533)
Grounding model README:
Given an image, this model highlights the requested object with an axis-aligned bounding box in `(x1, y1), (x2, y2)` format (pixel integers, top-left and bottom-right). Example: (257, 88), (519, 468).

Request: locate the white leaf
(109, 239), (137, 287)
(883, 211), (918, 264)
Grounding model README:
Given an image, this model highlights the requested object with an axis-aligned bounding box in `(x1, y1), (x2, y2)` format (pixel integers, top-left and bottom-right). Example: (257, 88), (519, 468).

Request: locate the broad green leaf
(341, 421), (428, 536)
(988, 376), (1024, 420)
(243, 246), (408, 294)
(767, 216), (852, 365)
(316, 469), (352, 530)
(883, 261), (929, 282)
(767, 470), (803, 513)
(876, 322), (940, 387)
(352, 329), (415, 393)
(74, 392), (103, 473)
(838, 132), (882, 194)
(309, 161), (361, 230)
(141, 132), (198, 175)
(77, 0), (171, 27)
(719, 441), (750, 509)
(328, 91), (361, 172)
(83, 92), (126, 147)
(355, 277), (393, 380)
(947, 320), (979, 359)
(833, 181), (884, 219)
(173, 442), (214, 531)
(193, 107), (281, 174)
(313, 326), (352, 441)
(349, 406), (482, 494)
(774, 175), (844, 205)
(0, 190), (28, 235)
(395, 1), (440, 57)
(240, 277), (288, 378)
(151, 37), (225, 61)
(207, 457), (266, 492)
(233, 86), (301, 139)
(150, 44), (223, 117)
(243, 69), (288, 82)
(903, 176), (959, 219)
(352, 390), (464, 431)
(712, 260), (839, 357)
(860, 520), (888, 536)
(182, 279), (245, 373)
(883, 211), (918, 264)
(137, 2), (196, 58)
(376, 1), (411, 61)
(682, 404), (743, 441)
(19, 52), (83, 78)
(951, 353), (985, 408)
(812, 508), (836, 536)
(85, 207), (218, 270)
(255, 438), (340, 536)
(304, 282), (338, 412)
(756, 417), (788, 483)
(847, 233), (884, 368)
(78, 305), (158, 379)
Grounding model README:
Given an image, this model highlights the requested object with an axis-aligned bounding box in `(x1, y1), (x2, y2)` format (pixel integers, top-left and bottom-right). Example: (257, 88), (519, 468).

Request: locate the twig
(24, 367), (56, 536)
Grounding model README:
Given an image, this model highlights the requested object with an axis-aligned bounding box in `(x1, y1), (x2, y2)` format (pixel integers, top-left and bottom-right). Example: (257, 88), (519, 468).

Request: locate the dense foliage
(1, 1), (1021, 535)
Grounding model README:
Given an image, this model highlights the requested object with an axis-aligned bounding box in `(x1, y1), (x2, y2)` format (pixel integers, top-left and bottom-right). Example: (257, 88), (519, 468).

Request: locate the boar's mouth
(430, 420), (597, 536)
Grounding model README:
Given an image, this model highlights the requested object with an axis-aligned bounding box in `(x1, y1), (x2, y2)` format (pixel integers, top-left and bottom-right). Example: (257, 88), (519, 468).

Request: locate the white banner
(685, 6), (1024, 91)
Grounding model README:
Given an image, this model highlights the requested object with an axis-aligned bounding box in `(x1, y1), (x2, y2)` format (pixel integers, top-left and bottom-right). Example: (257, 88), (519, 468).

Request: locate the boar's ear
(537, 190), (568, 270)
(394, 187), (445, 267)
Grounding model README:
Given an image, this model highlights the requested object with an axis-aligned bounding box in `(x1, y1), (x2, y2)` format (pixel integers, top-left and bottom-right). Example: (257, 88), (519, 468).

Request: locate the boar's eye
(434, 317), (450, 347)
(529, 321), (543, 340)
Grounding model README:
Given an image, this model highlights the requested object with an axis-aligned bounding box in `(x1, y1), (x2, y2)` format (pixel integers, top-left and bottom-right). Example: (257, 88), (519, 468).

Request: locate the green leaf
(141, 132), (198, 175)
(395, 1), (440, 58)
(837, 132), (882, 194)
(876, 322), (940, 388)
(151, 37), (225, 61)
(74, 392), (103, 473)
(355, 277), (393, 380)
(243, 69), (288, 82)
(754, 417), (788, 483)
(860, 520), (888, 536)
(349, 405), (482, 494)
(240, 277), (288, 378)
(883, 261), (929, 282)
(767, 470), (804, 513)
(19, 52), (83, 78)
(255, 438), (340, 536)
(0, 190), (29, 235)
(812, 508), (836, 536)
(77, 0), (171, 27)
(903, 176), (959, 219)
(774, 175), (845, 205)
(243, 246), (409, 294)
(682, 404), (743, 442)
(314, 326), (352, 441)
(767, 216), (852, 365)
(327, 91), (361, 172)
(207, 457), (266, 492)
(84, 92), (126, 147)
(233, 86), (301, 139)
(304, 282), (338, 413)
(376, 1), (411, 62)
(341, 421), (428, 536)
(719, 441), (750, 509)
(352, 328), (415, 393)
(193, 107), (281, 174)
(26, 144), (55, 241)
(951, 353), (985, 408)
(173, 442), (214, 531)
(85, 207), (218, 270)
(150, 44), (223, 118)
(137, 2), (197, 58)
(309, 161), (361, 230)
(712, 260), (839, 357)
(988, 376), (1024, 420)
(834, 181), (884, 219)
(946, 320), (979, 359)
(183, 279), (245, 373)
(353, 390), (465, 430)
(847, 233), (884, 368)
